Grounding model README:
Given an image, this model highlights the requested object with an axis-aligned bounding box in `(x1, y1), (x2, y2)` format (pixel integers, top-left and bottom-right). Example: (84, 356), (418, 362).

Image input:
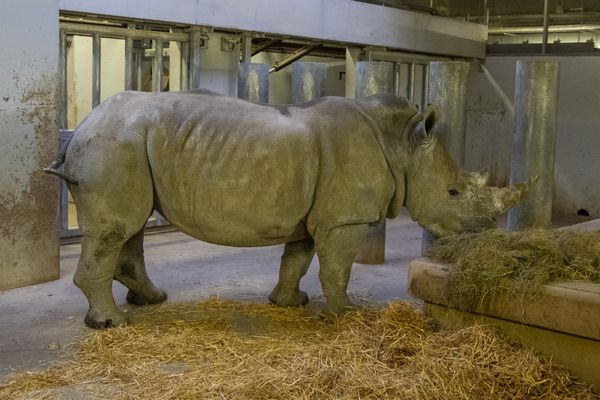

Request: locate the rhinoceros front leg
(74, 235), (129, 329)
(315, 224), (369, 315)
(114, 228), (167, 306)
(269, 238), (315, 307)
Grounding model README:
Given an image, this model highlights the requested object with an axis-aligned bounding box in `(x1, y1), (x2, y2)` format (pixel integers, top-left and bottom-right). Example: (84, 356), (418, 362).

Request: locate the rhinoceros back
(144, 92), (319, 246)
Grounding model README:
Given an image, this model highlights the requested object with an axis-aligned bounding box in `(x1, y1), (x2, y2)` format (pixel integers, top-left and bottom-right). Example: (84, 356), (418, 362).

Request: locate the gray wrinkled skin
(63, 90), (532, 329)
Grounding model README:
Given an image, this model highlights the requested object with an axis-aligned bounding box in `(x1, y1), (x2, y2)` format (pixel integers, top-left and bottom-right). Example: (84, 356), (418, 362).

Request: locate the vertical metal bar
(422, 61), (470, 255)
(406, 63), (415, 103)
(393, 62), (401, 96)
(508, 61), (560, 230)
(58, 30), (68, 129)
(124, 36), (133, 90)
(483, 0), (489, 24)
(190, 28), (202, 89)
(291, 62), (326, 104)
(344, 47), (360, 98)
(181, 40), (190, 90)
(92, 33), (101, 108)
(542, 0), (550, 55)
(421, 63), (429, 110)
(135, 52), (142, 90)
(241, 34), (252, 63)
(152, 38), (164, 92)
(354, 61), (394, 265)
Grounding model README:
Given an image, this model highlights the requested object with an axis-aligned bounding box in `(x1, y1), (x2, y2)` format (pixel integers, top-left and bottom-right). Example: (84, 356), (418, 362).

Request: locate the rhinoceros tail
(43, 134), (79, 185)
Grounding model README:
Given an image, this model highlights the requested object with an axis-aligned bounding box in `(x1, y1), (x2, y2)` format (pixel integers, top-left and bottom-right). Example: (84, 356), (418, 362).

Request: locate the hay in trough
(427, 229), (600, 310)
(1, 299), (596, 399)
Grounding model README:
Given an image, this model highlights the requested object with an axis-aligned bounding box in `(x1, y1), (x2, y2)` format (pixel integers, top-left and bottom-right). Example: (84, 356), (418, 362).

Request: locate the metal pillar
(237, 63), (269, 103)
(189, 28), (203, 89)
(508, 61), (559, 230)
(92, 33), (101, 108)
(422, 61), (470, 255)
(152, 38), (164, 92)
(354, 61), (394, 265)
(58, 30), (67, 129)
(344, 47), (361, 98)
(406, 63), (415, 103)
(421, 64), (429, 111)
(124, 35), (133, 90)
(291, 62), (326, 104)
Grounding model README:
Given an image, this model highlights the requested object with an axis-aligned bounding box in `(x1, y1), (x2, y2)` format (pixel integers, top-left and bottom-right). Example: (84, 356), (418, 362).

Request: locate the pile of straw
(1, 299), (596, 399)
(427, 229), (600, 310)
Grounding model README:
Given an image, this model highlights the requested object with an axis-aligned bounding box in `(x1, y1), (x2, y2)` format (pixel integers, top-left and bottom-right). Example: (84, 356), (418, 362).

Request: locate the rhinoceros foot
(84, 308), (129, 329)
(269, 286), (309, 307)
(125, 288), (168, 306)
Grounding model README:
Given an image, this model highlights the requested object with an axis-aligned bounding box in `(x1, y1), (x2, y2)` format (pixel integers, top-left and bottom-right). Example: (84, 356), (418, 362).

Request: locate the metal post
(393, 62), (401, 96)
(58, 30), (67, 129)
(181, 40), (190, 90)
(152, 38), (164, 92)
(354, 61), (394, 265)
(422, 61), (470, 255)
(291, 62), (326, 104)
(237, 63), (269, 103)
(542, 0), (550, 55)
(124, 35), (133, 91)
(508, 61), (559, 230)
(189, 28), (203, 89)
(92, 33), (101, 108)
(241, 34), (252, 63)
(406, 63), (415, 103)
(421, 63), (429, 111)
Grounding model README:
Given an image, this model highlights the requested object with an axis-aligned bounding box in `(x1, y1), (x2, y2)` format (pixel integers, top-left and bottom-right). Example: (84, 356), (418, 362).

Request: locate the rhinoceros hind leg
(269, 238), (315, 307)
(114, 228), (168, 306)
(75, 235), (130, 329)
(315, 224), (369, 315)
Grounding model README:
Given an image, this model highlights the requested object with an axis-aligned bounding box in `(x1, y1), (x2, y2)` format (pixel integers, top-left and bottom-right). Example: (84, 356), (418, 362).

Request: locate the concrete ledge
(409, 257), (600, 392)
(426, 303), (600, 392)
(409, 258), (600, 340)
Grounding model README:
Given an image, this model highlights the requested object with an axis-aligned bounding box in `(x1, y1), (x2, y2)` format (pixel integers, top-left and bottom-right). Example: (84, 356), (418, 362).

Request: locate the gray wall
(0, 0), (60, 290)
(466, 56), (600, 217)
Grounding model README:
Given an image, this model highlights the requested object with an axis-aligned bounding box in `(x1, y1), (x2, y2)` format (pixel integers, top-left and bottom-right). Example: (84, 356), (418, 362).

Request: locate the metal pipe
(60, 21), (188, 41)
(92, 33), (101, 108)
(421, 63), (429, 111)
(135, 52), (142, 90)
(406, 63), (415, 103)
(489, 24), (600, 34)
(269, 44), (321, 73)
(152, 38), (164, 92)
(393, 62), (401, 96)
(189, 29), (202, 89)
(291, 62), (326, 104)
(542, 0), (550, 55)
(241, 34), (252, 62)
(422, 60), (470, 255)
(124, 35), (133, 90)
(181, 40), (190, 90)
(59, 30), (67, 129)
(354, 61), (394, 265)
(237, 63), (269, 103)
(251, 39), (281, 57)
(508, 61), (560, 230)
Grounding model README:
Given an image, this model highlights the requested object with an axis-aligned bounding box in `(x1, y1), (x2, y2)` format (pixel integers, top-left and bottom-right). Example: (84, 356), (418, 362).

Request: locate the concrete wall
(0, 0), (60, 290)
(466, 56), (600, 217)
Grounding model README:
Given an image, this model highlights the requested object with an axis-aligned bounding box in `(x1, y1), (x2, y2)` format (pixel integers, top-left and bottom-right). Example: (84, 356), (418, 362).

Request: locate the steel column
(92, 33), (101, 108)
(354, 61), (394, 265)
(344, 47), (361, 99)
(508, 61), (560, 230)
(189, 28), (203, 89)
(237, 63), (269, 103)
(421, 64), (429, 111)
(124, 35), (133, 90)
(152, 38), (164, 92)
(291, 62), (326, 104)
(406, 63), (415, 103)
(422, 61), (470, 255)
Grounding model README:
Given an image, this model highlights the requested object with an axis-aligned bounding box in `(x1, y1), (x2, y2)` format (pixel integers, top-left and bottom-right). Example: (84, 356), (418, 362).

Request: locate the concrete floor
(0, 210), (423, 378)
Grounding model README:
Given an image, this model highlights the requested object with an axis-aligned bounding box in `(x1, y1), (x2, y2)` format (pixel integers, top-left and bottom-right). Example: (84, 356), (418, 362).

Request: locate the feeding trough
(409, 219), (600, 392)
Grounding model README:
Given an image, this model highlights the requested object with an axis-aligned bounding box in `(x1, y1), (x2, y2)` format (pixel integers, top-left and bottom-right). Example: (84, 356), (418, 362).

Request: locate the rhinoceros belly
(146, 102), (319, 247)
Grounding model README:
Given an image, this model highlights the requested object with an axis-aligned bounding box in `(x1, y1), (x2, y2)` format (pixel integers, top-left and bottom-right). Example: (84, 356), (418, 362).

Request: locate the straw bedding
(427, 229), (600, 310)
(1, 299), (596, 399)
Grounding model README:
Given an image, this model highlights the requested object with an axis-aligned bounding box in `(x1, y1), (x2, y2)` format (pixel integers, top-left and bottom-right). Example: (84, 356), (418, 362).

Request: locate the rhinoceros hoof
(126, 289), (168, 306)
(269, 289), (309, 307)
(84, 309), (129, 329)
(321, 301), (352, 316)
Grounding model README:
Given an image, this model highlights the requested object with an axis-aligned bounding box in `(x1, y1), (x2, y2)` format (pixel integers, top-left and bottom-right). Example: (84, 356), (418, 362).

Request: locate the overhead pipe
(251, 39), (282, 57)
(269, 44), (321, 73)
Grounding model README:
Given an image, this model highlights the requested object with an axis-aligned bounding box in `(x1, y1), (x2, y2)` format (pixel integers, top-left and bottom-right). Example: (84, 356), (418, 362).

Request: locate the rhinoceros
(45, 89), (533, 329)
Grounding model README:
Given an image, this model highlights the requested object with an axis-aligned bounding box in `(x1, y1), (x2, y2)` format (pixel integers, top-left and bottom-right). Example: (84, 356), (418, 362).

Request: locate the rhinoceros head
(403, 106), (536, 237)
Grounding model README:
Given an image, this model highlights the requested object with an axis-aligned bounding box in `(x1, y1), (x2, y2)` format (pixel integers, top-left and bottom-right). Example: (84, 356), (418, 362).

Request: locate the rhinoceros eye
(448, 189), (460, 196)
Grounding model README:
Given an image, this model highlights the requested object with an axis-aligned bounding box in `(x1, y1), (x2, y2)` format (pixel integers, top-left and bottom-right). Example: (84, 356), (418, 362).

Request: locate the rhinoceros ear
(411, 105), (438, 147)
(468, 169), (489, 186)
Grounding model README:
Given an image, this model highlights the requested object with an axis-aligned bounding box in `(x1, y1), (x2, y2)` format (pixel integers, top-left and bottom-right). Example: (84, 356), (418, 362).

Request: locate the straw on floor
(427, 229), (600, 311)
(1, 298), (596, 399)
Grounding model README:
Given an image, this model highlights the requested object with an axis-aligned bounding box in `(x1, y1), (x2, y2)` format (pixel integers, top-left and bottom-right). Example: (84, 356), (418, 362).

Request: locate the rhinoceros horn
(492, 175), (539, 213)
